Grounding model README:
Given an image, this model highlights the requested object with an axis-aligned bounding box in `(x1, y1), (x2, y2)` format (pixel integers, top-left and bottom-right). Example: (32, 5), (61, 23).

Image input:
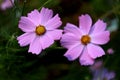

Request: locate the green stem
(38, 0), (52, 10)
(21, 0), (27, 15)
(5, 33), (16, 54)
(100, 4), (120, 19)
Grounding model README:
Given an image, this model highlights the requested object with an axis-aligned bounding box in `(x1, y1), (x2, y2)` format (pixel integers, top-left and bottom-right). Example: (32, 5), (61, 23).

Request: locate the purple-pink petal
(0, 0), (14, 10)
(90, 31), (110, 45)
(64, 44), (84, 61)
(40, 33), (54, 49)
(28, 37), (42, 55)
(79, 47), (94, 65)
(87, 43), (105, 59)
(61, 33), (80, 49)
(39, 7), (53, 25)
(27, 9), (41, 26)
(45, 14), (62, 30)
(79, 14), (92, 34)
(17, 7), (62, 54)
(90, 19), (107, 34)
(17, 32), (36, 47)
(19, 17), (36, 32)
(47, 29), (63, 40)
(64, 23), (82, 37)
(61, 14), (110, 66)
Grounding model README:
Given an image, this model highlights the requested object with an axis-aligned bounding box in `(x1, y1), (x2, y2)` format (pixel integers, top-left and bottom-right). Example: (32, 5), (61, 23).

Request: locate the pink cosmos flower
(107, 48), (114, 54)
(60, 14), (110, 65)
(0, 0), (14, 10)
(17, 7), (62, 54)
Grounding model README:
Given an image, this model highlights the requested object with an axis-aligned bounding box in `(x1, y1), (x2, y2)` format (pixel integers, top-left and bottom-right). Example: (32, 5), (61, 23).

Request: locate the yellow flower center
(35, 25), (46, 35)
(81, 35), (91, 45)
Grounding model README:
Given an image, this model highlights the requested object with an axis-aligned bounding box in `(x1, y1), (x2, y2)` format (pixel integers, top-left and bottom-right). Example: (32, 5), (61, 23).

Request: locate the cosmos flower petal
(61, 33), (80, 49)
(79, 47), (94, 65)
(40, 33), (54, 49)
(64, 23), (82, 36)
(61, 14), (110, 66)
(27, 9), (41, 25)
(64, 44), (84, 61)
(18, 7), (62, 54)
(87, 43), (105, 59)
(45, 14), (62, 30)
(28, 37), (42, 55)
(17, 32), (36, 47)
(79, 14), (92, 34)
(47, 29), (63, 40)
(90, 19), (107, 34)
(39, 7), (53, 25)
(19, 17), (36, 32)
(90, 31), (110, 45)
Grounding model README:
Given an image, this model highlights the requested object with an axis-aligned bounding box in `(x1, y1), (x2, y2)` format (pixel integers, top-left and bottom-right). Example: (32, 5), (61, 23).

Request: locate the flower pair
(17, 7), (110, 65)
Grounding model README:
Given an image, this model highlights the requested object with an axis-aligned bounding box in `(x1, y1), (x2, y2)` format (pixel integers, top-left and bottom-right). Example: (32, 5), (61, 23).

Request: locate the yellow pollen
(81, 35), (91, 45)
(35, 25), (46, 35)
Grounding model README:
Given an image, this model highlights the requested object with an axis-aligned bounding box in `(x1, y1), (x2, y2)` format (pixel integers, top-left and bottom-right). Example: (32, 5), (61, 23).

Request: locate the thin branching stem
(100, 4), (120, 19)
(38, 0), (53, 10)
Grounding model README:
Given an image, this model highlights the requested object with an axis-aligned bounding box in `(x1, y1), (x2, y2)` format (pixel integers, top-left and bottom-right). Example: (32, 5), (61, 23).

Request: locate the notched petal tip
(90, 31), (110, 45)
(41, 7), (51, 11)
(80, 60), (94, 66)
(28, 47), (42, 55)
(28, 50), (40, 55)
(79, 14), (91, 19)
(45, 13), (62, 29)
(79, 14), (92, 34)
(55, 14), (61, 21)
(27, 9), (39, 16)
(97, 19), (105, 23)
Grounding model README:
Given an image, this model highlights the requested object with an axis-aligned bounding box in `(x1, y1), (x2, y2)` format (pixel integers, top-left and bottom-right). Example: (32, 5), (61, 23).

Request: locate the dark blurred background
(0, 0), (120, 80)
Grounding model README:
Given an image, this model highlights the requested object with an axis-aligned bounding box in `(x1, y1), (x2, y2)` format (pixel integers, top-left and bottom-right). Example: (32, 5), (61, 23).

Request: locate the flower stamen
(81, 35), (91, 45)
(35, 25), (46, 35)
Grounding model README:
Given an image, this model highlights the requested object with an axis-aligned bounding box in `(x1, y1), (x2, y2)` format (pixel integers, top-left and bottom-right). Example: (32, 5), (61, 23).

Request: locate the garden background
(0, 0), (120, 80)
